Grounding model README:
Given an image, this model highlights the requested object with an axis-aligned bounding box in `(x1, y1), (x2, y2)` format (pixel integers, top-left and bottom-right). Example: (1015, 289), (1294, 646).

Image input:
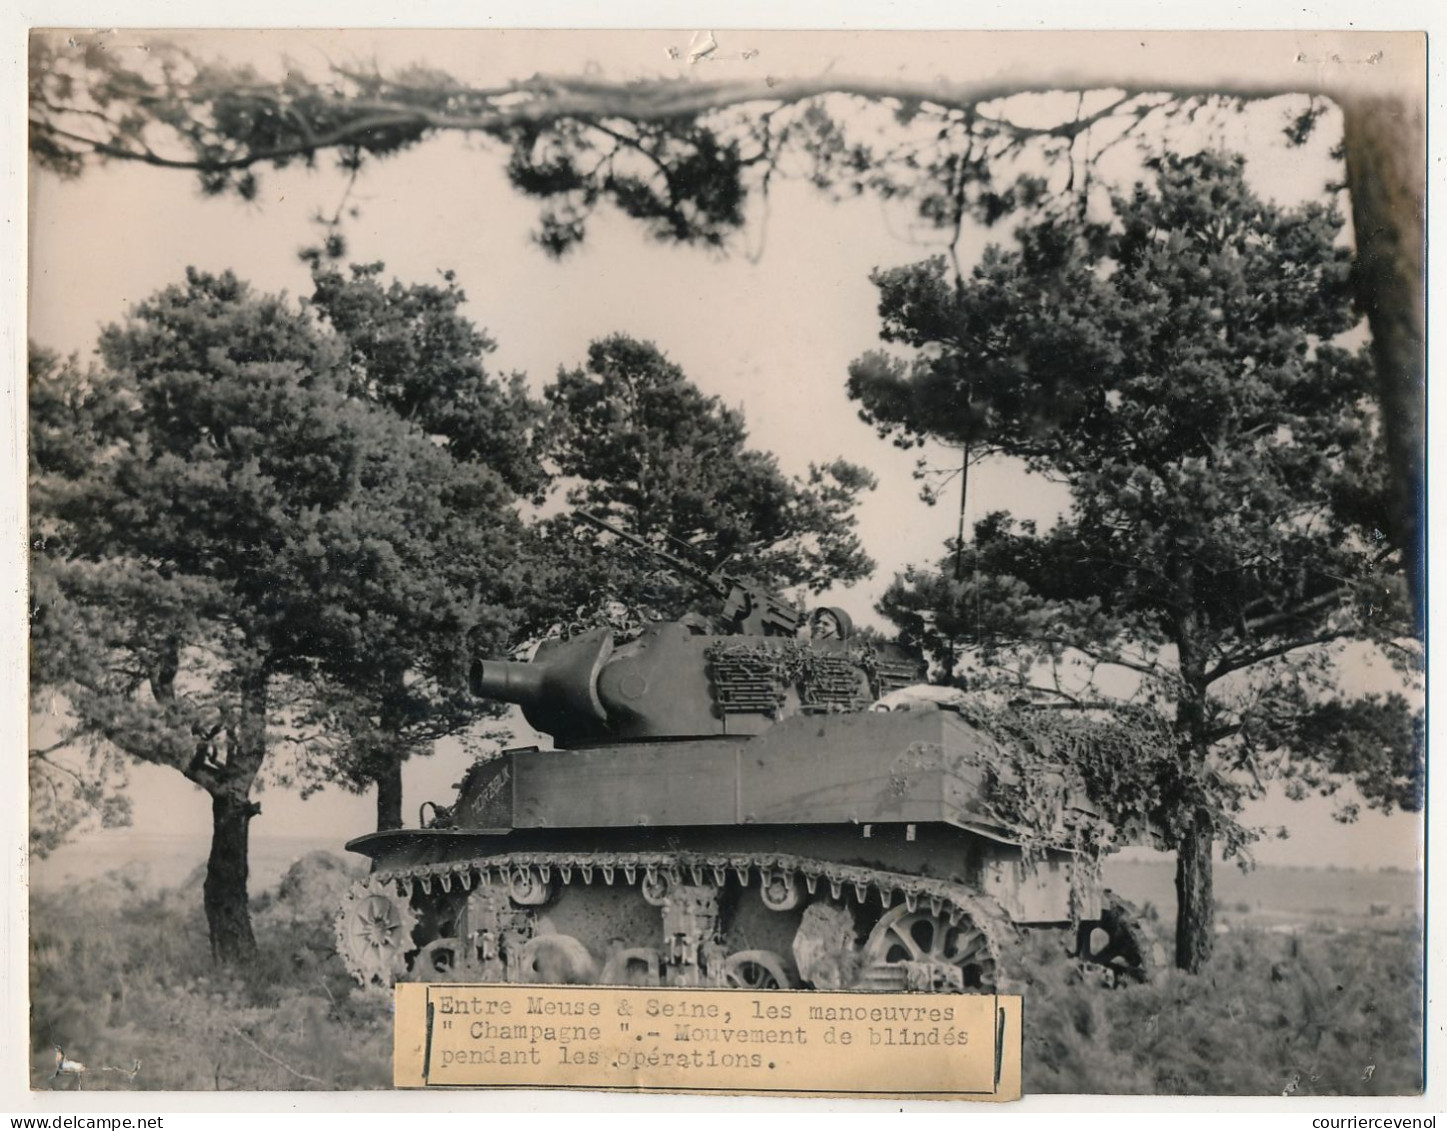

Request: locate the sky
(23, 28), (1426, 880)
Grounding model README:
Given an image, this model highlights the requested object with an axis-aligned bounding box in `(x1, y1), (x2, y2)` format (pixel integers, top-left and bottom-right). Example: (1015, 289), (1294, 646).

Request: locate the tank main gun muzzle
(470, 659), (547, 703)
(470, 628), (614, 739)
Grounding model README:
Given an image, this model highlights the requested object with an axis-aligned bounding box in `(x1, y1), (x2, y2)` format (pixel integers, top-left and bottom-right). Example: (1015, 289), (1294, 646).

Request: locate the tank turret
(468, 512), (919, 746)
(470, 628), (614, 740)
(471, 615), (922, 747)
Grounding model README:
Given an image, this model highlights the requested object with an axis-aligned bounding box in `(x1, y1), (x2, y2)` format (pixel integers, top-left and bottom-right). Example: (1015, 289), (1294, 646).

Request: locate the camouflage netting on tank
(948, 703), (1176, 864)
(703, 640), (918, 715)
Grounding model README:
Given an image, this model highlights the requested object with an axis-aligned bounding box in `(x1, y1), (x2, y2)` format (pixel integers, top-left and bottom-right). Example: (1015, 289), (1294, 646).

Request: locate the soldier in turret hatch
(804, 606), (851, 641)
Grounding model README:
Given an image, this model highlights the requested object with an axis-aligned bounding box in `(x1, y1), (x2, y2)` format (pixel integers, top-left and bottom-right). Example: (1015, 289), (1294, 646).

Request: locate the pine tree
(533, 334), (876, 630)
(851, 152), (1420, 970)
(29, 269), (528, 959)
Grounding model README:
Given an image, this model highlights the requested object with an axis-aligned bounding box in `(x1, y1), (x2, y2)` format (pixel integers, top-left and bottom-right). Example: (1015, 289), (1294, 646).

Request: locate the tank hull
(439, 708), (1096, 845)
(337, 704), (1154, 991)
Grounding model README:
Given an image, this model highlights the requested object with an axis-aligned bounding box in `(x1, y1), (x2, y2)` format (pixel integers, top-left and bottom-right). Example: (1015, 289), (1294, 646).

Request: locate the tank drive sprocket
(335, 877), (420, 987)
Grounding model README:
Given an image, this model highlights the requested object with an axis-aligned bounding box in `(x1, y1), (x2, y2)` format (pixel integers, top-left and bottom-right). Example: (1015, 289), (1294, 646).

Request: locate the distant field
(1102, 858), (1422, 931)
(31, 833), (344, 892)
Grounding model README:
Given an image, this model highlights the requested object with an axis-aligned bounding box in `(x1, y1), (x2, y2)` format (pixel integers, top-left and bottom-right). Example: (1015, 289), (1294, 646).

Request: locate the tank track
(338, 847), (1011, 994)
(375, 848), (1004, 922)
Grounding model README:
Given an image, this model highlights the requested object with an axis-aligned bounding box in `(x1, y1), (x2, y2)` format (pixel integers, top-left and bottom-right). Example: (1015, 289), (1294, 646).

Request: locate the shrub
(1018, 922), (1423, 1095)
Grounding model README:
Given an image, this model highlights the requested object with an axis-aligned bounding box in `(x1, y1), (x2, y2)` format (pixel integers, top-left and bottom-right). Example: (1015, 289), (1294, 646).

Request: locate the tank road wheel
(516, 935), (597, 984)
(721, 950), (794, 990)
(860, 905), (999, 992)
(791, 901), (860, 990)
(508, 867), (553, 907)
(759, 871), (801, 912)
(1076, 893), (1160, 986)
(601, 946), (663, 986)
(335, 879), (418, 987)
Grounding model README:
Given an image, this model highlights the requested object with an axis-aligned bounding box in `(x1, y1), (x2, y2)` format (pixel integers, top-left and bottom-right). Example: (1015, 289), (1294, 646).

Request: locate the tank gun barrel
(470, 629), (613, 737)
(471, 658), (548, 704)
(574, 509), (799, 636)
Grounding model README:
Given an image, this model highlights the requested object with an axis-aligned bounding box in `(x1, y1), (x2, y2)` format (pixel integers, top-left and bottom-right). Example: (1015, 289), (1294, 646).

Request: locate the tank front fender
(345, 826), (510, 862)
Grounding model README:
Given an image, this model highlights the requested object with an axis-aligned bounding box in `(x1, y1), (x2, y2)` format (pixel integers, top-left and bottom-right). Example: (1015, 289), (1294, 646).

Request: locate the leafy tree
(306, 261), (546, 500)
(29, 269), (526, 960)
(29, 347), (136, 855)
(298, 261), (546, 829)
(28, 32), (1423, 615)
(25, 36), (1427, 987)
(528, 334), (876, 631)
(853, 151), (1420, 971)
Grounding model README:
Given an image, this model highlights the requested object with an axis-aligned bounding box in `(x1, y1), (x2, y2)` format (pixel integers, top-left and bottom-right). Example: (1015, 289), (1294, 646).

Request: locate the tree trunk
(200, 667), (266, 964)
(1169, 566), (1216, 972)
(203, 790), (259, 963)
(374, 667), (408, 831)
(1340, 93), (1426, 631)
(1174, 809), (1215, 973)
(375, 757), (404, 831)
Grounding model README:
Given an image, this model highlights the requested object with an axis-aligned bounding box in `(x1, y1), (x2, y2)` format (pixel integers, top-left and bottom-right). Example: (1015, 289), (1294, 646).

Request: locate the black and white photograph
(14, 24), (1431, 1104)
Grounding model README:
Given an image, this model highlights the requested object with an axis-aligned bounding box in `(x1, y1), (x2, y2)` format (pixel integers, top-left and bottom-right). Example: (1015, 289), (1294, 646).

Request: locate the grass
(1014, 915), (1424, 1095)
(30, 855), (392, 1091)
(30, 855), (1425, 1095)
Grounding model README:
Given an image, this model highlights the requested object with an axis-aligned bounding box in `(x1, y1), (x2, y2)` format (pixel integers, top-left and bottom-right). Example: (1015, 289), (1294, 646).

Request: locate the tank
(335, 513), (1156, 993)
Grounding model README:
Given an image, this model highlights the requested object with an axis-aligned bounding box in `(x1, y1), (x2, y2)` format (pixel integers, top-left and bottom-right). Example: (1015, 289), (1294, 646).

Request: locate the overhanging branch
(32, 65), (1368, 178)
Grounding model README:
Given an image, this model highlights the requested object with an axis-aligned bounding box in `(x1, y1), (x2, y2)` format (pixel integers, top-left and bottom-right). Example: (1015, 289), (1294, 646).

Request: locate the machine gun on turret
(575, 510), (803, 637)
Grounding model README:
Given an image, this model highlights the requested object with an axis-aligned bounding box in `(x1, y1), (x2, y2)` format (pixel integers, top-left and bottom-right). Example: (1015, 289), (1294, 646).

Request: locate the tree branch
(29, 736), (83, 761)
(1239, 588), (1344, 636)
(1026, 699), (1123, 711)
(31, 112), (435, 172)
(1205, 630), (1350, 683)
(29, 749), (88, 787)
(35, 62), (1386, 180)
(1040, 638), (1171, 681)
(224, 1026), (324, 1086)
